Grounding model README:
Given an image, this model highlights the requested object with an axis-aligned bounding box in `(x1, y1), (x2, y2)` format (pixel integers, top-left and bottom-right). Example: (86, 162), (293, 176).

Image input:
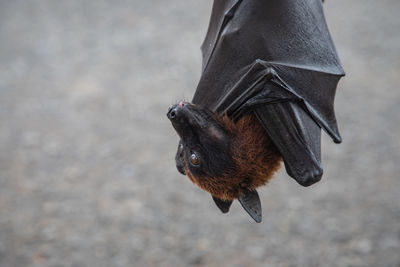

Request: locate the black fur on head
(167, 102), (234, 178)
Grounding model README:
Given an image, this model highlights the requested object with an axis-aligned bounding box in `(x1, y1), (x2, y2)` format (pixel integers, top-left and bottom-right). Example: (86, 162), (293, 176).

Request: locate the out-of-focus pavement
(0, 0), (399, 266)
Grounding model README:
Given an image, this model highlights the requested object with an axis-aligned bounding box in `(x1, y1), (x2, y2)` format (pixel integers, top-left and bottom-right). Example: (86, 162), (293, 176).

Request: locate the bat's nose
(167, 105), (178, 119)
(167, 102), (186, 120)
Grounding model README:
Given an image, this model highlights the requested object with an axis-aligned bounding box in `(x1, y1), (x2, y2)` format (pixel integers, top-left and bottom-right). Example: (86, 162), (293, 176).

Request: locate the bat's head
(167, 101), (233, 179)
(167, 102), (282, 201)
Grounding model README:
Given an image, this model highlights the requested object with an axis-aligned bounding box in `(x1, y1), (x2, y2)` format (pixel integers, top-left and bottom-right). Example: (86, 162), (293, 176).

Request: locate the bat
(167, 0), (344, 222)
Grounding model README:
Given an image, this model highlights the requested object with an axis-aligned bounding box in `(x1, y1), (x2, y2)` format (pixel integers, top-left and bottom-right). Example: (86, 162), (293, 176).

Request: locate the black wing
(192, 0), (344, 186)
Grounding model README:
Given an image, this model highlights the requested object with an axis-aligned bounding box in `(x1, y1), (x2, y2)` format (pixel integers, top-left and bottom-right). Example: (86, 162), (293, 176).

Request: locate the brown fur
(185, 113), (282, 200)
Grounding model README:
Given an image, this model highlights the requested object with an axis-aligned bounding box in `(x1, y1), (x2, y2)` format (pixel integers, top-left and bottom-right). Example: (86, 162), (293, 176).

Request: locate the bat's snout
(167, 102), (186, 121)
(167, 105), (178, 120)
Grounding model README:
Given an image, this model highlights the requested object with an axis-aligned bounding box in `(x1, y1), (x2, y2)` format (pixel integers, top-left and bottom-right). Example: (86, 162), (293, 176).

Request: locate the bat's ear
(212, 196), (233, 214)
(175, 140), (185, 175)
(238, 190), (262, 223)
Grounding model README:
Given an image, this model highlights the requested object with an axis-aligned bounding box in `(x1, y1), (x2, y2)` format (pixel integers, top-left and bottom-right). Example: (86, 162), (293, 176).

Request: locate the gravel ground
(0, 0), (399, 266)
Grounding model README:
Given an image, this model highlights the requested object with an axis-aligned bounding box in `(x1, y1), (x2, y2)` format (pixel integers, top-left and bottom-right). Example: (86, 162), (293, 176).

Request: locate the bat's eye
(190, 153), (200, 166)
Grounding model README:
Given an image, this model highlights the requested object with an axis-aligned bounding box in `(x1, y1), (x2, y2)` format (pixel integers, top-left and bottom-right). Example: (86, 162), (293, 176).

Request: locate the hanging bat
(167, 0), (344, 222)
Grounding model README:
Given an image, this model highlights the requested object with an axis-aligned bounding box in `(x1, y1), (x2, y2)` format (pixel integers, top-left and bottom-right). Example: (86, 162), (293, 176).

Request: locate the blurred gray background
(0, 0), (399, 266)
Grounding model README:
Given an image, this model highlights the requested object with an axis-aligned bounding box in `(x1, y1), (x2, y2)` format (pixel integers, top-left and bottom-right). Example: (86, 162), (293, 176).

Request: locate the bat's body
(167, 0), (344, 222)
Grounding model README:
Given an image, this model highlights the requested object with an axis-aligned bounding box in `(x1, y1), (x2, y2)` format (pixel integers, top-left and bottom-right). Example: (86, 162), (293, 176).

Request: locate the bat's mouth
(167, 101), (212, 139)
